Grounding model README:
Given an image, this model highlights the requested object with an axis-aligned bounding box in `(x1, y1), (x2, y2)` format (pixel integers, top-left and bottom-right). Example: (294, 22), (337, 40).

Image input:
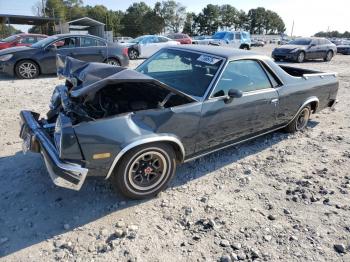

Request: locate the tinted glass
(289, 38), (312, 45)
(1, 35), (19, 42)
(137, 49), (223, 97)
(31, 35), (58, 48)
(55, 37), (77, 49)
(80, 37), (98, 47)
(158, 37), (169, 43)
(21, 36), (36, 44)
(212, 60), (271, 97)
(227, 33), (234, 40)
(235, 33), (241, 40)
(212, 32), (227, 39)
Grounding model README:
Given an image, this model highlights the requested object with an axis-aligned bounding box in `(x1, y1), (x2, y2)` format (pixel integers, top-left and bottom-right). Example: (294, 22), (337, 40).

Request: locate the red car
(166, 33), (192, 44)
(0, 33), (47, 50)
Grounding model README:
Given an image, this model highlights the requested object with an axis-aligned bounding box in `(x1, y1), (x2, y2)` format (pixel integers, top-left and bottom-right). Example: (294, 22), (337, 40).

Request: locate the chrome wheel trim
(296, 108), (309, 130)
(125, 148), (169, 193)
(19, 62), (37, 78)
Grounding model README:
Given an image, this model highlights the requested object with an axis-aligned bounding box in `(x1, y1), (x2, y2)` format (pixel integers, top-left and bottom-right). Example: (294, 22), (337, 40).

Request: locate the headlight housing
(290, 48), (299, 53)
(0, 54), (13, 61)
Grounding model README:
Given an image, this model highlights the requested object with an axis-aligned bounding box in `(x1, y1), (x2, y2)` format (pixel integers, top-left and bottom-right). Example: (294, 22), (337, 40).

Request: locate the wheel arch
(105, 135), (185, 180)
(14, 58), (41, 75)
(103, 56), (121, 64)
(287, 97), (319, 125)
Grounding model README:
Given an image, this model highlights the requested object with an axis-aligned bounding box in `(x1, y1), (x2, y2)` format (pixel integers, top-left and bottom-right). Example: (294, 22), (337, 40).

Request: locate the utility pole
(291, 20), (294, 37)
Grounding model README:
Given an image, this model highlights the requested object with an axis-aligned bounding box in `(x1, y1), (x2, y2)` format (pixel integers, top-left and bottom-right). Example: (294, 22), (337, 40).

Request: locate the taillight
(122, 48), (128, 56)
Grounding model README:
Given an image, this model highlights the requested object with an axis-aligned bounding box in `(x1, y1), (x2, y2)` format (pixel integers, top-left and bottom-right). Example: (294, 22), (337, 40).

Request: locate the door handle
(271, 98), (279, 104)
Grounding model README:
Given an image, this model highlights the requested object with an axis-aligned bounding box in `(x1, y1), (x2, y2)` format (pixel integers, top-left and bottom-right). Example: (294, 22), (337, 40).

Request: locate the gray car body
(272, 37), (337, 61)
(0, 34), (129, 77)
(20, 45), (339, 190)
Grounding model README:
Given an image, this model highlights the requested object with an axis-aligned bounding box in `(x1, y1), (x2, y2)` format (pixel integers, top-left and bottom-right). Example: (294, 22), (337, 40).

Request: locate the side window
(55, 37), (77, 49)
(235, 33), (241, 40)
(80, 37), (98, 47)
(227, 33), (234, 41)
(97, 40), (106, 46)
(212, 60), (272, 97)
(21, 37), (36, 44)
(158, 37), (168, 43)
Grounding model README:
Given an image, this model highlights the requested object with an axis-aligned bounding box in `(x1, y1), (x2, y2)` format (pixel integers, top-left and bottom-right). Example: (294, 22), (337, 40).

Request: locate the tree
(0, 24), (22, 39)
(182, 12), (196, 35)
(142, 10), (165, 35)
(247, 7), (285, 34)
(196, 4), (220, 35)
(156, 1), (186, 32)
(121, 2), (152, 37)
(220, 5), (239, 29)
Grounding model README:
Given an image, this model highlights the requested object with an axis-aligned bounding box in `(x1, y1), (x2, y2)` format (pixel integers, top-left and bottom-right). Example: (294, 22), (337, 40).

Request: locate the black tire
(240, 45), (250, 50)
(128, 49), (139, 60)
(106, 58), (121, 66)
(110, 143), (176, 199)
(324, 50), (333, 62)
(296, 51), (305, 63)
(284, 106), (311, 133)
(15, 60), (40, 79)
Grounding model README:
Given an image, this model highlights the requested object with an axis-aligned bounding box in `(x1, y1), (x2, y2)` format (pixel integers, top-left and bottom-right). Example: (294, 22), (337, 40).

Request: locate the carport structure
(0, 14), (59, 26)
(64, 17), (105, 38)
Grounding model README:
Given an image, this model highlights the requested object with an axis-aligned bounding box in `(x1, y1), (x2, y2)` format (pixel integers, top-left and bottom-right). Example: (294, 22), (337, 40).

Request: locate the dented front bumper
(19, 110), (88, 190)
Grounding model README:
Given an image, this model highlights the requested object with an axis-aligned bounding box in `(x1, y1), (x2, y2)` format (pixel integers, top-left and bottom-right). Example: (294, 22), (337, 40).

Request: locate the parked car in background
(336, 41), (350, 55)
(193, 31), (251, 49)
(278, 38), (291, 45)
(121, 35), (179, 59)
(192, 35), (212, 44)
(0, 33), (47, 50)
(0, 34), (129, 79)
(270, 38), (280, 44)
(19, 45), (338, 199)
(251, 39), (265, 47)
(166, 33), (192, 44)
(272, 37), (337, 63)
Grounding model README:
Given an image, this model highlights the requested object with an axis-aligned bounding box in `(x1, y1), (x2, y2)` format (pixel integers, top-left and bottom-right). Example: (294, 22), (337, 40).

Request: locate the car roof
(48, 33), (105, 40)
(167, 45), (262, 60)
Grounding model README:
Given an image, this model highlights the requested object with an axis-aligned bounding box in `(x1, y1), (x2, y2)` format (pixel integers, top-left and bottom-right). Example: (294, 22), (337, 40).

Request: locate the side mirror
(224, 88), (243, 103)
(46, 44), (57, 51)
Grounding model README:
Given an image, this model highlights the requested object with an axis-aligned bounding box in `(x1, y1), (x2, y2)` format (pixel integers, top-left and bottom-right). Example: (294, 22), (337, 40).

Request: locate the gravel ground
(0, 45), (349, 262)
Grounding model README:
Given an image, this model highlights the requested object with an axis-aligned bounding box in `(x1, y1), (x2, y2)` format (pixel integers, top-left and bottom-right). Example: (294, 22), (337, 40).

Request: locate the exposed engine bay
(47, 81), (194, 124)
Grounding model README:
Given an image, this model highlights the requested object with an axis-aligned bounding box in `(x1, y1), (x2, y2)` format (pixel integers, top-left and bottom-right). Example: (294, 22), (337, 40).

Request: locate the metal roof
(0, 14), (59, 25)
(67, 17), (105, 27)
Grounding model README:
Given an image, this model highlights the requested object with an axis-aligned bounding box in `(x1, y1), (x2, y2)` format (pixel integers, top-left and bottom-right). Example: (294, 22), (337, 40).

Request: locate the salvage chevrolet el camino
(19, 46), (339, 199)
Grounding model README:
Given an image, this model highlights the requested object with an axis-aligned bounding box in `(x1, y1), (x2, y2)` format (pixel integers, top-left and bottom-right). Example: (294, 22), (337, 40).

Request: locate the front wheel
(128, 49), (139, 60)
(324, 51), (333, 62)
(296, 52), (305, 63)
(15, 60), (40, 79)
(110, 143), (176, 199)
(284, 106), (311, 133)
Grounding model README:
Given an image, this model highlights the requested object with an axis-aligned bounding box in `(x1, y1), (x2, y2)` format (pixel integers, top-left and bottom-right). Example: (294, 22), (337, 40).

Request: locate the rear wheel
(106, 58), (121, 66)
(324, 50), (333, 62)
(285, 106), (311, 133)
(15, 60), (40, 79)
(296, 51), (305, 63)
(128, 49), (139, 60)
(110, 143), (176, 199)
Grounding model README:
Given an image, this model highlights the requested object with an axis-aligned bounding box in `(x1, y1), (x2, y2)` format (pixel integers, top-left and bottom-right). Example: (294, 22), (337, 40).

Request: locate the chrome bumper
(19, 110), (88, 190)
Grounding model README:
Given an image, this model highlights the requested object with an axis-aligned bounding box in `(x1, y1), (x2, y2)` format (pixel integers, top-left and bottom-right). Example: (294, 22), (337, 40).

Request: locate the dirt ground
(0, 45), (349, 262)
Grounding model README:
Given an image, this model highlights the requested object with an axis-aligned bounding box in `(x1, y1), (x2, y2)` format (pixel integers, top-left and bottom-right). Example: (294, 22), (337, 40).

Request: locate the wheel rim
(19, 62), (37, 78)
(327, 52), (332, 61)
(127, 150), (168, 191)
(129, 50), (138, 59)
(296, 108), (309, 130)
(298, 53), (304, 62)
(107, 59), (119, 66)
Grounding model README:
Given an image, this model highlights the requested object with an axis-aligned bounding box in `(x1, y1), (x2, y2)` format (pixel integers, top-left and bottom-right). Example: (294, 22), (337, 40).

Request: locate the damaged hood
(56, 55), (195, 101)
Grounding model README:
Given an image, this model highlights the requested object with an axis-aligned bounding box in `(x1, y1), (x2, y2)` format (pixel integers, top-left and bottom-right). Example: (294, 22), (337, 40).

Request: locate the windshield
(128, 36), (146, 44)
(288, 38), (311, 45)
(136, 49), (223, 98)
(212, 32), (227, 40)
(1, 35), (19, 42)
(31, 35), (58, 48)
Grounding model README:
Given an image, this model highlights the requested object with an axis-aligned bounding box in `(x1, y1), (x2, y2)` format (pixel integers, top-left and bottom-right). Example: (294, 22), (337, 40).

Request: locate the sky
(0, 0), (349, 36)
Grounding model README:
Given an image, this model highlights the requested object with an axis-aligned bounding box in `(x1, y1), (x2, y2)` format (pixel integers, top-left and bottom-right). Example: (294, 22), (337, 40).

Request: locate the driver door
(196, 59), (279, 152)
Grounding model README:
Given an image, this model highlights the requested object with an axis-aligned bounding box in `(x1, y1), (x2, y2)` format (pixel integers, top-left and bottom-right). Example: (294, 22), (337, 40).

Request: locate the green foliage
(0, 24), (22, 39)
(156, 1), (186, 32)
(195, 4), (221, 35)
(315, 31), (350, 38)
(247, 7), (285, 34)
